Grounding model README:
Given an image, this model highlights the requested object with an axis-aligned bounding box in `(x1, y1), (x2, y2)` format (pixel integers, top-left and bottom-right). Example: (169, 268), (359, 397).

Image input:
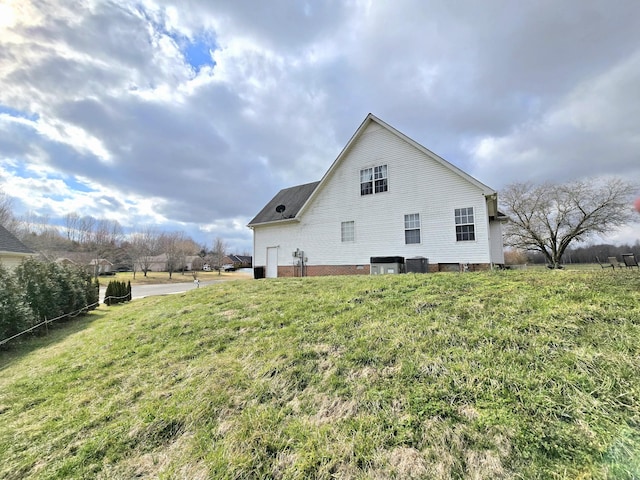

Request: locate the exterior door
(266, 247), (278, 278)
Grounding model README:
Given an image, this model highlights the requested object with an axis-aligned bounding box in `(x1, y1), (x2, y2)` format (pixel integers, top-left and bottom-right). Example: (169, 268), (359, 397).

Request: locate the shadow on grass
(0, 309), (108, 370)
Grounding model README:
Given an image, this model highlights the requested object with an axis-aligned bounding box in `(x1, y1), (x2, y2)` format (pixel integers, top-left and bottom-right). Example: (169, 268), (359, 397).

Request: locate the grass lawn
(1, 269), (639, 479)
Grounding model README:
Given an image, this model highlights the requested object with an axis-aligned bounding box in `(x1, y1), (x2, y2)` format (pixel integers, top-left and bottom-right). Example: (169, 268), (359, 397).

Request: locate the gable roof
(297, 114), (496, 217)
(249, 113), (496, 227)
(88, 258), (113, 266)
(248, 181), (320, 226)
(0, 225), (34, 255)
(227, 254), (252, 263)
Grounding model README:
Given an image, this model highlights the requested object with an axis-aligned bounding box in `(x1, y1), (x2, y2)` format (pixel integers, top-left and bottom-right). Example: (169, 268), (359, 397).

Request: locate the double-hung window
(455, 207), (475, 241)
(404, 213), (421, 244)
(341, 221), (355, 242)
(360, 164), (388, 195)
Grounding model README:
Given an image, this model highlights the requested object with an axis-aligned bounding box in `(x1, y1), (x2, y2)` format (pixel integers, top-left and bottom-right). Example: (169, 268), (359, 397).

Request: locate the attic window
(360, 164), (388, 195)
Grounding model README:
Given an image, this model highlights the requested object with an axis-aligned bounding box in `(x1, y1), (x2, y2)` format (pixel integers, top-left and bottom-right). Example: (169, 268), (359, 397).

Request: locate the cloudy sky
(1, 0), (639, 252)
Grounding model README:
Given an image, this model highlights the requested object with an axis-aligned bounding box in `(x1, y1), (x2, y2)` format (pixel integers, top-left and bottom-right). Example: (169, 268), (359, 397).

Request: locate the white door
(266, 247), (278, 278)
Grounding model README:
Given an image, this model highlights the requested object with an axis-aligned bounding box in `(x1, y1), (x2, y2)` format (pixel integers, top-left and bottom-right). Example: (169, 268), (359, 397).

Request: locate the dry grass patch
(310, 394), (359, 425)
(387, 447), (428, 479)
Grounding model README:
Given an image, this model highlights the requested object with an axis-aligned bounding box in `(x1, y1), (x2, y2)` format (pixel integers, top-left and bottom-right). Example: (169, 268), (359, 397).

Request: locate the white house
(145, 254), (201, 272)
(0, 224), (36, 269)
(87, 258), (113, 275)
(248, 114), (505, 278)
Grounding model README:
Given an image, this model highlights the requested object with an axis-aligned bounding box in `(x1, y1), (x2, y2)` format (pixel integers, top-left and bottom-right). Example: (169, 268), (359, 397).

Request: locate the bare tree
(0, 189), (16, 230)
(13, 211), (66, 258)
(500, 177), (637, 268)
(211, 237), (228, 275)
(78, 215), (96, 245)
(86, 219), (123, 277)
(130, 227), (160, 278)
(91, 219), (122, 247)
(64, 212), (81, 243)
(160, 231), (186, 279)
(177, 237), (199, 275)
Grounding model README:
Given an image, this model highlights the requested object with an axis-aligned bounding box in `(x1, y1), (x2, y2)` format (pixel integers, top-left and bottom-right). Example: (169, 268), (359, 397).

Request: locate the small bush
(104, 280), (132, 306)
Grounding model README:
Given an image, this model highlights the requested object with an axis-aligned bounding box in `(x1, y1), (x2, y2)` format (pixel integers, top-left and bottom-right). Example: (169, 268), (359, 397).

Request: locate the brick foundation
(274, 263), (491, 277)
(278, 264), (370, 277)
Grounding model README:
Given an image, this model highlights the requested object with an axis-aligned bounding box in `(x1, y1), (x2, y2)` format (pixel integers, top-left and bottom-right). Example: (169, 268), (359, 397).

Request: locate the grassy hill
(1, 270), (640, 479)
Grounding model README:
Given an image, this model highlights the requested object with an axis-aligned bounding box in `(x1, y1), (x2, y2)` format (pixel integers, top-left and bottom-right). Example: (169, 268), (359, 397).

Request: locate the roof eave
(369, 114), (496, 196)
(295, 114), (377, 218)
(247, 217), (301, 228)
(0, 250), (36, 256)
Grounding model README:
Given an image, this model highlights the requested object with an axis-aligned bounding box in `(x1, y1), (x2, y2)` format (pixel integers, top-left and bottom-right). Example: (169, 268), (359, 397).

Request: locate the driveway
(99, 278), (235, 304)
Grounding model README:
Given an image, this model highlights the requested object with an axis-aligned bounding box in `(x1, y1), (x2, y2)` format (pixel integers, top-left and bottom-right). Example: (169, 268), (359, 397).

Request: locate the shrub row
(104, 280), (132, 306)
(0, 258), (100, 343)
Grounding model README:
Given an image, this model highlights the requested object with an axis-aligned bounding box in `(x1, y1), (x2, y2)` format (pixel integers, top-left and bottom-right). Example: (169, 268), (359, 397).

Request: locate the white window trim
(404, 213), (421, 245)
(341, 220), (355, 242)
(455, 207), (476, 242)
(360, 164), (388, 196)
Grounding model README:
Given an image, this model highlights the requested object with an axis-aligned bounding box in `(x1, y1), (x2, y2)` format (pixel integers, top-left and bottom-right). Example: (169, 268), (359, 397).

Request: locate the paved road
(99, 278), (239, 304)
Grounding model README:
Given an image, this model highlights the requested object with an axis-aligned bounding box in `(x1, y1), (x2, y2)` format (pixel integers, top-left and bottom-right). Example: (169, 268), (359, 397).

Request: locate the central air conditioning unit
(406, 257), (429, 273)
(370, 256), (405, 275)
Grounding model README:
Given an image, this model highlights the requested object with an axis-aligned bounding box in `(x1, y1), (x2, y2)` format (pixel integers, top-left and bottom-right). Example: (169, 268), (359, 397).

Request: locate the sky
(1, 0), (639, 253)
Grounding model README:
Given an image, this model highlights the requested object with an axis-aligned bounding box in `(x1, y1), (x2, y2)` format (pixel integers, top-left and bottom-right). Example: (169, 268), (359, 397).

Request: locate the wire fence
(0, 292), (131, 347)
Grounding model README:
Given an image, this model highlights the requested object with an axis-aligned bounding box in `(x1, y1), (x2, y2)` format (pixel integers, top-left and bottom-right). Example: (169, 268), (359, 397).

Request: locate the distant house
(146, 254), (200, 272)
(223, 254), (252, 269)
(248, 113), (505, 277)
(87, 258), (113, 276)
(0, 224), (36, 269)
(146, 254), (169, 272)
(55, 257), (77, 267)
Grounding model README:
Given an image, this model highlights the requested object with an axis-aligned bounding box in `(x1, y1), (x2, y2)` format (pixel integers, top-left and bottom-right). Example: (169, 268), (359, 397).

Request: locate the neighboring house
(248, 114), (505, 278)
(146, 254), (168, 272)
(0, 224), (36, 269)
(87, 258), (113, 275)
(146, 254), (200, 272)
(223, 254), (252, 269)
(55, 257), (77, 267)
(56, 255), (113, 275)
(184, 255), (200, 271)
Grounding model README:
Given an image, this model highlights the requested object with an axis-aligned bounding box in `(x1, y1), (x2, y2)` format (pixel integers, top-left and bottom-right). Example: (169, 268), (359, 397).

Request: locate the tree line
(505, 242), (640, 266)
(1, 190), (237, 278)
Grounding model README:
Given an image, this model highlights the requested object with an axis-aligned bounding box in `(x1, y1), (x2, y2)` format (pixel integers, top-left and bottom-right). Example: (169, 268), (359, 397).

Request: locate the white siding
(253, 222), (303, 267)
(489, 220), (505, 264)
(253, 122), (500, 269)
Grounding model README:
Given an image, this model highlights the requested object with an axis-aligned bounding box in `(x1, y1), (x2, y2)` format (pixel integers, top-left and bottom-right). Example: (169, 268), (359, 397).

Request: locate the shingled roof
(248, 181), (320, 226)
(0, 224), (34, 254)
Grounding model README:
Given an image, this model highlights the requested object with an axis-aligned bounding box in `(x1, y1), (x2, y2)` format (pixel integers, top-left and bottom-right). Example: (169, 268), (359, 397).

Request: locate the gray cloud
(1, 0), (639, 251)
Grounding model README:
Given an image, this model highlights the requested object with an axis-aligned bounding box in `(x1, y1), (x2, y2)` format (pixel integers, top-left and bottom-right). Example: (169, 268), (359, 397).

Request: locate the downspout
(249, 226), (255, 271)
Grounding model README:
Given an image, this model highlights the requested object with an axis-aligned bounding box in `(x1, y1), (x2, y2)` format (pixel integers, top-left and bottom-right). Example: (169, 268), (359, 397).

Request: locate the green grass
(1, 270), (640, 479)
